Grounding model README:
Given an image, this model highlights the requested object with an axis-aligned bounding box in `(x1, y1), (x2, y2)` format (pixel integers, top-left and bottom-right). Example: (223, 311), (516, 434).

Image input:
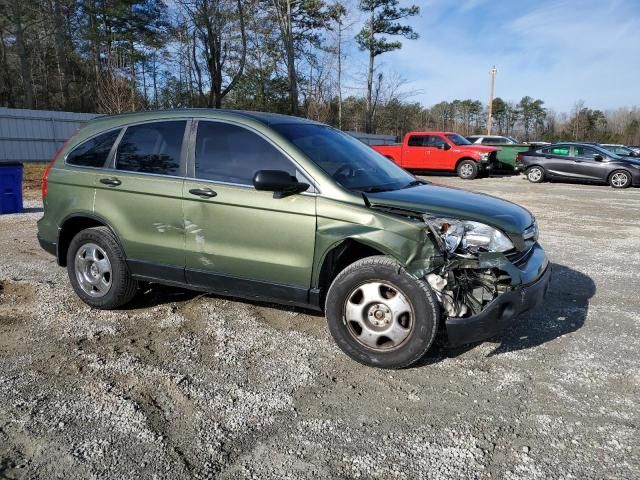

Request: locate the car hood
(366, 183), (533, 234)
(455, 145), (498, 153)
(619, 157), (640, 166)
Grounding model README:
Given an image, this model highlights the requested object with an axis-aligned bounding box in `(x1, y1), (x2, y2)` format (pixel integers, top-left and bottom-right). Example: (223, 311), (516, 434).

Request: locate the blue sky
(342, 0), (640, 112)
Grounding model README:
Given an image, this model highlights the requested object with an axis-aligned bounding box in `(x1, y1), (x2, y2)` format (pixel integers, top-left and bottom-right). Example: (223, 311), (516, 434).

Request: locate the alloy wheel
(460, 164), (474, 178)
(528, 167), (542, 182)
(611, 172), (629, 188)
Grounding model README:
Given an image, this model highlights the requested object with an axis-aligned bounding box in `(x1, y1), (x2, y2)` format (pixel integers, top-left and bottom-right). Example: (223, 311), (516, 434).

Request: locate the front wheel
(325, 256), (439, 369)
(609, 170), (631, 188)
(457, 160), (478, 179)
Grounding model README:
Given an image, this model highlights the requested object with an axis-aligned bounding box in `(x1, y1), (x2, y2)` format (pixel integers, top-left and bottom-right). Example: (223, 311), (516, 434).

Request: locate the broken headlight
(423, 217), (514, 254)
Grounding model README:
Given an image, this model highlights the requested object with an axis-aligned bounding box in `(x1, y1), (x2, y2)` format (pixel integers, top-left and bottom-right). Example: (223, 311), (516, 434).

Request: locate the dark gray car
(514, 143), (640, 188)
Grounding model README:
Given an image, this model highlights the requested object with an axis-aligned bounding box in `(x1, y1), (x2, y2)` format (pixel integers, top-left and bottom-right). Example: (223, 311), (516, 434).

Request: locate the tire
(325, 256), (439, 369)
(66, 226), (138, 309)
(608, 170), (632, 189)
(526, 166), (545, 183)
(457, 160), (478, 180)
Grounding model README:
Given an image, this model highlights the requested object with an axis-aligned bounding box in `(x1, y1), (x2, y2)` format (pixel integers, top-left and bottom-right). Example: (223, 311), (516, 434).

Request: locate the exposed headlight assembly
(423, 216), (514, 255)
(479, 153), (490, 161)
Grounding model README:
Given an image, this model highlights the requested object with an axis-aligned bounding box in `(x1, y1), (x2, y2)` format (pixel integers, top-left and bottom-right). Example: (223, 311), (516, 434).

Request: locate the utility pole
(487, 65), (497, 135)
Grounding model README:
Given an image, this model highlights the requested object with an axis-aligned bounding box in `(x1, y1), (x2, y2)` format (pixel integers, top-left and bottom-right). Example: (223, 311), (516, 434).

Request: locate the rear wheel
(66, 227), (138, 309)
(608, 170), (631, 188)
(457, 160), (478, 179)
(526, 166), (545, 183)
(325, 256), (439, 369)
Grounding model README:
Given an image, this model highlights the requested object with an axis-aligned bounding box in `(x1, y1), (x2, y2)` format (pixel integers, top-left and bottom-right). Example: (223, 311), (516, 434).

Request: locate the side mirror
(439, 143), (451, 151)
(253, 170), (309, 198)
(593, 154), (603, 161)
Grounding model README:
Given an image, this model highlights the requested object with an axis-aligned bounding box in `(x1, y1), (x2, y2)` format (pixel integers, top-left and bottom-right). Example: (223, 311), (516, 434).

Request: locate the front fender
(312, 197), (443, 287)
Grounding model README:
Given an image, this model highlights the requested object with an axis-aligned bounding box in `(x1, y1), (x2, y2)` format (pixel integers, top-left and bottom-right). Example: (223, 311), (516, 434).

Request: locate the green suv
(37, 110), (551, 368)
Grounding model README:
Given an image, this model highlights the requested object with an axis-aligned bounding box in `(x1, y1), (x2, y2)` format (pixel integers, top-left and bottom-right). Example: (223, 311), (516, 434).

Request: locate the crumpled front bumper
(445, 243), (551, 347)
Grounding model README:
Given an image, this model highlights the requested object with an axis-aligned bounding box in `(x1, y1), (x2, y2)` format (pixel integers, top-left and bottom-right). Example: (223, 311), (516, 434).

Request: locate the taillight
(516, 153), (523, 163)
(42, 137), (72, 199)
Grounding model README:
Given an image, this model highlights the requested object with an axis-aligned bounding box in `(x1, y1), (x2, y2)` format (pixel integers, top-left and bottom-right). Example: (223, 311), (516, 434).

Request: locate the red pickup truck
(372, 132), (499, 179)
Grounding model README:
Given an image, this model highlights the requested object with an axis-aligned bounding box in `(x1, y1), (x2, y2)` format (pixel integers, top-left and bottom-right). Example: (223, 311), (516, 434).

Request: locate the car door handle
(574, 160), (583, 163)
(99, 177), (121, 186)
(189, 188), (217, 198)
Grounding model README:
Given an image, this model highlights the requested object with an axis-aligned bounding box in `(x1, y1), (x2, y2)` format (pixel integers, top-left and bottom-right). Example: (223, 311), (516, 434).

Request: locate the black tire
(608, 170), (632, 189)
(66, 226), (138, 309)
(457, 160), (478, 179)
(325, 256), (439, 369)
(526, 166), (545, 183)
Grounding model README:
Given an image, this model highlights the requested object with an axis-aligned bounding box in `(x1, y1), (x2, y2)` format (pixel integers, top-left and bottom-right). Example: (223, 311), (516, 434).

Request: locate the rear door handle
(99, 177), (121, 186)
(189, 188), (217, 198)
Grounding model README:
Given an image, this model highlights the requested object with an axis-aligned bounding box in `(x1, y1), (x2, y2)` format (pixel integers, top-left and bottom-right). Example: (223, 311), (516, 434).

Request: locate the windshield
(445, 133), (472, 145)
(272, 123), (418, 192)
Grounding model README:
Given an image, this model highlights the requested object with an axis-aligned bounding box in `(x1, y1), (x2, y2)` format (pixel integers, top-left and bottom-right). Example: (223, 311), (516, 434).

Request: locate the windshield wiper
(402, 180), (425, 189)
(361, 186), (392, 193)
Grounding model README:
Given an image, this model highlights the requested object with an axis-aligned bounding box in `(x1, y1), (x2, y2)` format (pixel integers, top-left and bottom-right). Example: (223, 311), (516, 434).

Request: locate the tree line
(1, 0), (639, 144)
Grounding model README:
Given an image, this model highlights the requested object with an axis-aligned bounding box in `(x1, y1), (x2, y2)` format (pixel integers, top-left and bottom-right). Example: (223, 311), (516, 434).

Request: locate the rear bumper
(37, 233), (57, 257)
(445, 247), (551, 347)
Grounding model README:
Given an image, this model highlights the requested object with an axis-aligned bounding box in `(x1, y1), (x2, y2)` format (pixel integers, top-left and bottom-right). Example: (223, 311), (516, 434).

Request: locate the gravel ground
(0, 175), (639, 479)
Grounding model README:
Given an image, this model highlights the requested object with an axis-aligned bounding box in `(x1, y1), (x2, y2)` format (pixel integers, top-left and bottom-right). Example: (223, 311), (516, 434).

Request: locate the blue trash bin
(0, 162), (24, 214)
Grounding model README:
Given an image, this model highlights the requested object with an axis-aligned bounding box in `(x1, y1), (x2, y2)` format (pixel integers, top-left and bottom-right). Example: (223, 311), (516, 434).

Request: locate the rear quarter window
(66, 129), (121, 168)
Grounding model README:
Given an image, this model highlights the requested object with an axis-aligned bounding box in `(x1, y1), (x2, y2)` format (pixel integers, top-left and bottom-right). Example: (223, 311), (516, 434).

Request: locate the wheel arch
(315, 238), (389, 307)
(455, 157), (478, 169)
(57, 214), (125, 267)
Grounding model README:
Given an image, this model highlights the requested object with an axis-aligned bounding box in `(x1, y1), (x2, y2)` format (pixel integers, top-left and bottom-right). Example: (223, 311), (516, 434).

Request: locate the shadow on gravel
(420, 263), (595, 364)
(128, 283), (201, 309)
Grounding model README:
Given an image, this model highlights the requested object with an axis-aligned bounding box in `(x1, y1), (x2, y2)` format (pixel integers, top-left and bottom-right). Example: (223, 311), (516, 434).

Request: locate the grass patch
(23, 162), (48, 200)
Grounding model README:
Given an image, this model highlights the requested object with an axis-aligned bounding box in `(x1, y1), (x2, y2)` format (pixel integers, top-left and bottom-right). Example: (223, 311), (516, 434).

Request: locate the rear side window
(66, 129), (120, 168)
(543, 146), (570, 156)
(116, 121), (186, 175)
(195, 121), (296, 185)
(407, 135), (426, 147)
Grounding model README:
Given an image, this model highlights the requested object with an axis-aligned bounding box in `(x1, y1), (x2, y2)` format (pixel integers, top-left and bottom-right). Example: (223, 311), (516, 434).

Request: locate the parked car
(467, 135), (519, 145)
(37, 110), (551, 369)
(372, 132), (499, 179)
(600, 144), (639, 158)
(515, 142), (640, 188)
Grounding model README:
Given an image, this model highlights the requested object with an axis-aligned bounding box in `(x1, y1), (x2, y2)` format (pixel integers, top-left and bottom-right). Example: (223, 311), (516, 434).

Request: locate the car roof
(89, 109), (324, 127)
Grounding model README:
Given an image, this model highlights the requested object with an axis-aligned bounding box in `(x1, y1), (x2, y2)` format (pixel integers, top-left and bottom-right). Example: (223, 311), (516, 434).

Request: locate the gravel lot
(1, 175), (639, 479)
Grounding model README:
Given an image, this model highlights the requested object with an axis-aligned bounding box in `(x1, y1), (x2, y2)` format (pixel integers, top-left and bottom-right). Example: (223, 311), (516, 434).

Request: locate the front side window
(445, 133), (472, 145)
(195, 121), (297, 184)
(116, 121), (186, 175)
(66, 129), (120, 168)
(574, 146), (600, 158)
(425, 135), (447, 148)
(272, 123), (415, 193)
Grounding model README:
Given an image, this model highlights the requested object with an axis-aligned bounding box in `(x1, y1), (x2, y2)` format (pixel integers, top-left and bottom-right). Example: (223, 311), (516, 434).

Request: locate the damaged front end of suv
(368, 196), (551, 348)
(421, 214), (551, 346)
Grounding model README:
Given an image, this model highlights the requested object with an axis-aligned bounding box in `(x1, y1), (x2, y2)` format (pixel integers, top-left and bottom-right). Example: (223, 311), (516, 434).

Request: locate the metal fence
(0, 108), (99, 163)
(0, 107), (399, 163)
